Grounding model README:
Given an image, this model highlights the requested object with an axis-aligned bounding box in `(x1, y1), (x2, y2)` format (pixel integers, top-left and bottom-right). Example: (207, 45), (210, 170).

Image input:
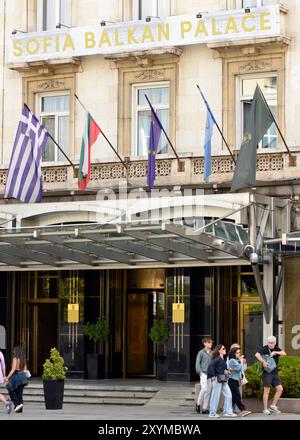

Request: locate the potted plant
(83, 316), (110, 379)
(42, 347), (67, 410)
(149, 319), (170, 381)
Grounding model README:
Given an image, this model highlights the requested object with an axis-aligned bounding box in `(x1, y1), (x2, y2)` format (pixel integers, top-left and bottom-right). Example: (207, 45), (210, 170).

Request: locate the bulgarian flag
(78, 112), (101, 189)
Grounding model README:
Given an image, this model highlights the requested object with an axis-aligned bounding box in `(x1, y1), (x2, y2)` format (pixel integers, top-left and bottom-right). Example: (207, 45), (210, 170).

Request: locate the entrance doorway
(29, 301), (58, 376)
(127, 292), (153, 376)
(239, 301), (263, 365)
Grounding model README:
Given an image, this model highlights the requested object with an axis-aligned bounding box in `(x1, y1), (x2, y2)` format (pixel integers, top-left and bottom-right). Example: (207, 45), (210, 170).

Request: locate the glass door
(239, 302), (263, 365)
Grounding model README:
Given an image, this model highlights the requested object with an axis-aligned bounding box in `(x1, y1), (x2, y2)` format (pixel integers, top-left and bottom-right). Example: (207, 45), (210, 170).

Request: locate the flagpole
(74, 94), (127, 169)
(144, 94), (183, 170)
(257, 86), (292, 158)
(46, 131), (78, 177)
(197, 85), (236, 165)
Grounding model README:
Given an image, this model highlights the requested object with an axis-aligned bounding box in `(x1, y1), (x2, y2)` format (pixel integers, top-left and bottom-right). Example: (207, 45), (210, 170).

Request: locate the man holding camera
(255, 336), (286, 415)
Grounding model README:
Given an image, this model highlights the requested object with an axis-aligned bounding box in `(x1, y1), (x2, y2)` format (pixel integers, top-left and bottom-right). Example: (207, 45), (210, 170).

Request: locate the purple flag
(146, 98), (163, 189)
(4, 104), (49, 203)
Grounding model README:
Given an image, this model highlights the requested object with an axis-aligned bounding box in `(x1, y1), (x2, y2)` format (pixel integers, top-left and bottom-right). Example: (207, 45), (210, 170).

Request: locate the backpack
(262, 353), (277, 373)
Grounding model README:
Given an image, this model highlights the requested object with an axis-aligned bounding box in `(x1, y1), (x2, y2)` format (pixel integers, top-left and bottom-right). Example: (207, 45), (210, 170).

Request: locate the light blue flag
(204, 109), (215, 182)
(197, 86), (217, 182)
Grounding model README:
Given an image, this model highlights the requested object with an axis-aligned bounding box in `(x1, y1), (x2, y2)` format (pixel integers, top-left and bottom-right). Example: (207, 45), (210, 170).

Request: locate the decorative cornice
(134, 69), (165, 81)
(239, 60), (272, 73)
(37, 79), (66, 90)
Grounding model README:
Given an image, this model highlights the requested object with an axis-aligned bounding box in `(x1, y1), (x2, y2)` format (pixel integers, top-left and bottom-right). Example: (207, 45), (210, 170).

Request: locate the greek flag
(4, 104), (49, 203)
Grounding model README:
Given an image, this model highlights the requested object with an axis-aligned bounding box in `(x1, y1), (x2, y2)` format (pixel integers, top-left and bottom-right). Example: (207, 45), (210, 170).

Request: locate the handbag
(263, 354), (277, 373)
(240, 375), (248, 385)
(24, 369), (31, 379)
(217, 374), (228, 383)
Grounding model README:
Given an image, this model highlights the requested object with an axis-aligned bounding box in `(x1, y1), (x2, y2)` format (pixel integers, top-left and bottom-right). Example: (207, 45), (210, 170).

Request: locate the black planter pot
(86, 354), (105, 379)
(157, 357), (168, 381)
(43, 379), (64, 409)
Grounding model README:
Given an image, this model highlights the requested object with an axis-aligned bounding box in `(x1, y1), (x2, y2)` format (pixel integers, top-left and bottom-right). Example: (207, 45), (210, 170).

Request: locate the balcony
(0, 151), (297, 198)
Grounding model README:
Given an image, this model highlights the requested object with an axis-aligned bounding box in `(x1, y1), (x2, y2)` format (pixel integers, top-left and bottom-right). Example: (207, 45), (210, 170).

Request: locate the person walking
(4, 346), (28, 413)
(195, 337), (213, 414)
(255, 336), (286, 415)
(227, 347), (251, 417)
(0, 349), (13, 414)
(207, 344), (237, 418)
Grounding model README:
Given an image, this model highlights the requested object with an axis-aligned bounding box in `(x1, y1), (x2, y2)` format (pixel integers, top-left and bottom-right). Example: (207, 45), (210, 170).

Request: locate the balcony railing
(0, 151), (297, 195)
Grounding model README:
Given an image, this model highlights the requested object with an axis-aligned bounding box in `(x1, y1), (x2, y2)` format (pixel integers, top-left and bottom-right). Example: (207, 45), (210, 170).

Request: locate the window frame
(132, 82), (170, 158)
(133, 0), (171, 20)
(37, 0), (71, 31)
(236, 0), (278, 8)
(36, 91), (70, 164)
(236, 73), (278, 151)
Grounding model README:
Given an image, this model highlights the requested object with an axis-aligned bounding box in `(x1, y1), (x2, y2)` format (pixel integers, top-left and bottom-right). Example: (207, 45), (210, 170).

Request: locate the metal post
(249, 202), (256, 248)
(263, 254), (274, 336)
(10, 272), (16, 355)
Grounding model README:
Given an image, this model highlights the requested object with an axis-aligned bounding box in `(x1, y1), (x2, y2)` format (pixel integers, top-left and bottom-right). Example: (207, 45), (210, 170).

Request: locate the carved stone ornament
(239, 60), (272, 73)
(37, 79), (66, 90)
(134, 70), (164, 81)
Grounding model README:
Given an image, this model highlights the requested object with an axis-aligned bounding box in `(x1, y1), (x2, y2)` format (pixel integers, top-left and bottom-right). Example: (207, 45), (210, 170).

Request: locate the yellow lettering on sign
(43, 36), (52, 53)
(99, 30), (112, 47)
(13, 40), (22, 57)
(211, 18), (221, 36)
(195, 19), (208, 37)
(26, 38), (39, 54)
(127, 27), (138, 44)
(85, 32), (95, 49)
(141, 25), (155, 43)
(242, 14), (256, 32)
(62, 34), (75, 51)
(225, 16), (238, 34)
(115, 29), (124, 46)
(181, 21), (192, 39)
(260, 12), (271, 31)
(55, 34), (60, 51)
(158, 23), (170, 41)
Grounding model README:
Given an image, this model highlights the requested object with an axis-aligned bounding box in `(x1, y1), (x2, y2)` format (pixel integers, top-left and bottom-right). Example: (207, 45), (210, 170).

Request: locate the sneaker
(263, 409), (271, 415)
(208, 414), (220, 418)
(5, 402), (13, 414)
(269, 405), (281, 414)
(241, 410), (252, 417)
(195, 404), (200, 413)
(223, 413), (238, 417)
(202, 409), (209, 414)
(14, 404), (23, 413)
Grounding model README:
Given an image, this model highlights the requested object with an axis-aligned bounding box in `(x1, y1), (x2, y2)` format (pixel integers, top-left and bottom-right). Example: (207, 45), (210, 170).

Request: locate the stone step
(24, 389), (155, 399)
(21, 382), (158, 405)
(26, 383), (159, 392)
(23, 395), (148, 405)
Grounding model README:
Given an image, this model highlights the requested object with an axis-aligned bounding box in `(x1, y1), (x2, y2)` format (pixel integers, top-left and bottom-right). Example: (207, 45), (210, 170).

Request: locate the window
(238, 75), (277, 149)
(38, 0), (70, 31)
(133, 0), (171, 20)
(37, 93), (69, 162)
(237, 0), (278, 7)
(133, 84), (169, 156)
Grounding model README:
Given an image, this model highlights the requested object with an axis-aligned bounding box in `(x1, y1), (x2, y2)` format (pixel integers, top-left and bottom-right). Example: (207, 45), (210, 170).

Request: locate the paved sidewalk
(0, 379), (299, 420)
(1, 402), (300, 420)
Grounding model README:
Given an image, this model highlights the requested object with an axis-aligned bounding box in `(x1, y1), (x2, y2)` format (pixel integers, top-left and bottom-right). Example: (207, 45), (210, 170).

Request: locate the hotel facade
(0, 0), (299, 380)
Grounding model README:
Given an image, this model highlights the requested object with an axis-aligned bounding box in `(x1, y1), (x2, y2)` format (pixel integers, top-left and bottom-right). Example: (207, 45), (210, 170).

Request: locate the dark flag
(146, 98), (163, 188)
(231, 85), (274, 192)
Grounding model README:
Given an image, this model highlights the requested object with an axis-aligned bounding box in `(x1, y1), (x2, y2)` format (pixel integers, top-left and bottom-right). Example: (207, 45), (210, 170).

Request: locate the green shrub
(83, 316), (110, 353)
(149, 320), (169, 343)
(244, 356), (300, 399)
(42, 348), (67, 380)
